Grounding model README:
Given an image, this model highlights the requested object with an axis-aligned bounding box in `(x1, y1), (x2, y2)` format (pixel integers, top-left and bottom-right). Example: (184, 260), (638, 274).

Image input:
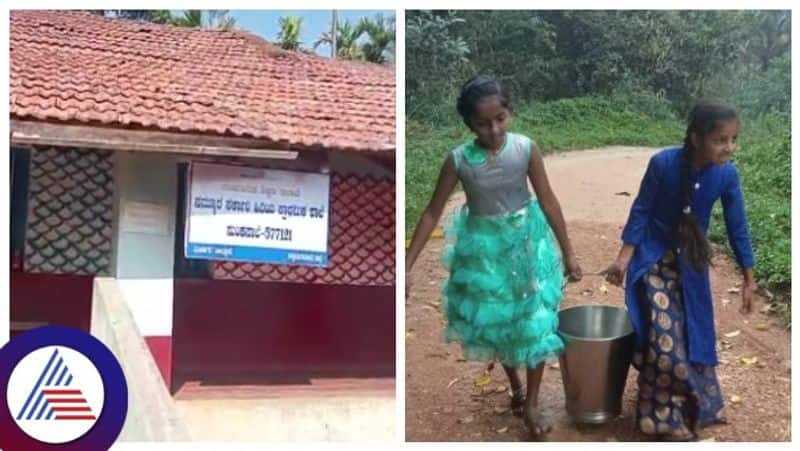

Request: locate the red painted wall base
(10, 271), (93, 338)
(172, 278), (395, 392)
(144, 336), (173, 388)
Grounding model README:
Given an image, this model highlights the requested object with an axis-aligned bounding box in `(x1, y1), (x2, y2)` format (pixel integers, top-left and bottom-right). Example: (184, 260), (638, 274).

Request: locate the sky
(227, 10), (394, 58)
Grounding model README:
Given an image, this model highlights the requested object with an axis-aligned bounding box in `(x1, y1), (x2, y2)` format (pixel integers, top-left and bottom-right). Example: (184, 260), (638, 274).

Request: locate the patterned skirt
(632, 250), (726, 439)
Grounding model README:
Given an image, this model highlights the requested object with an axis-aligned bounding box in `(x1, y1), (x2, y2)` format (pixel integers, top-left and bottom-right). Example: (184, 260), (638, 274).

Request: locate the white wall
(112, 152), (179, 337)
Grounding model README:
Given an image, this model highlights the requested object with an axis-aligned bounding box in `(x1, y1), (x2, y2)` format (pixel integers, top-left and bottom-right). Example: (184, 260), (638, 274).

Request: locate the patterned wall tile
(24, 147), (114, 275)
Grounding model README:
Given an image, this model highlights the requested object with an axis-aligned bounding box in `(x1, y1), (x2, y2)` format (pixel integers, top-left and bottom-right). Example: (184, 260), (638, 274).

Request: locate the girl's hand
(740, 279), (757, 315)
(565, 254), (583, 282)
(603, 260), (626, 287)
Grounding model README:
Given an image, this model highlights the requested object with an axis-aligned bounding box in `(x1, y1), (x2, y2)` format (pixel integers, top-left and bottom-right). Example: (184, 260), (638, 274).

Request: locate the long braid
(677, 101), (734, 272)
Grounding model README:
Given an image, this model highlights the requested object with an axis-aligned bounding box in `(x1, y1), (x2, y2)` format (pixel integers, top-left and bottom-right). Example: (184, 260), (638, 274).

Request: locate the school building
(9, 10), (395, 440)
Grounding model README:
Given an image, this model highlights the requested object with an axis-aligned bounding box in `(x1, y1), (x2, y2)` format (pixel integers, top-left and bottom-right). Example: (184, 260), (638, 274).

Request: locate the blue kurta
(622, 146), (755, 366)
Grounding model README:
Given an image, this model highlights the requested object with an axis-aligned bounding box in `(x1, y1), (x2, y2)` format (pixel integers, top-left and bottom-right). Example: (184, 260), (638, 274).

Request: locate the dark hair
(456, 75), (512, 127)
(679, 99), (739, 272)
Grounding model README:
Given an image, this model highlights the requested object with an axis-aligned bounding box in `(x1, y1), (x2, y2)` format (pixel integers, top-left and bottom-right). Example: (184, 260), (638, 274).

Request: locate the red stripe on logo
(52, 406), (92, 412)
(42, 389), (82, 395)
(55, 415), (97, 420)
(46, 398), (87, 403)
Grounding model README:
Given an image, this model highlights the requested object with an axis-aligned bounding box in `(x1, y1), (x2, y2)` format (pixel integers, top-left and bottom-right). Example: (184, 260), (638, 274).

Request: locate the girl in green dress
(406, 75), (582, 438)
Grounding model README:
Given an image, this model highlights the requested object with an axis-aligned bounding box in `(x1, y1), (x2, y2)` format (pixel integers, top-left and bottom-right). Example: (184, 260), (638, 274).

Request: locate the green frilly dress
(442, 132), (565, 367)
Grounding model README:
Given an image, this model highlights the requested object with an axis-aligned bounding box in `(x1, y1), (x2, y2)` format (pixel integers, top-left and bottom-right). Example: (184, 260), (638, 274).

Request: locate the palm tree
(172, 10), (237, 30)
(314, 20), (364, 60)
(357, 14), (395, 64)
(205, 10), (237, 30)
(93, 10), (237, 30)
(277, 16), (303, 50)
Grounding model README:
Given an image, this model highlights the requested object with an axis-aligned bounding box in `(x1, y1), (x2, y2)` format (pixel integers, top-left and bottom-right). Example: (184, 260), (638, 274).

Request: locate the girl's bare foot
(523, 406), (552, 439)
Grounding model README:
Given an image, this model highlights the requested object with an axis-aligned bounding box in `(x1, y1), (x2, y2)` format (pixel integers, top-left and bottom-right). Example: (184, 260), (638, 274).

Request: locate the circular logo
(7, 346), (106, 443)
(0, 326), (127, 451)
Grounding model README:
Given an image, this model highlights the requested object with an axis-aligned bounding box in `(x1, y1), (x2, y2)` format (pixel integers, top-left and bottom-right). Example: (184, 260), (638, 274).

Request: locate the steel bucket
(557, 305), (636, 424)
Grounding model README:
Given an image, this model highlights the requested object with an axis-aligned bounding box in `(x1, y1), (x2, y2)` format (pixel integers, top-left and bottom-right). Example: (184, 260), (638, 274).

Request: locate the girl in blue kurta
(604, 100), (757, 441)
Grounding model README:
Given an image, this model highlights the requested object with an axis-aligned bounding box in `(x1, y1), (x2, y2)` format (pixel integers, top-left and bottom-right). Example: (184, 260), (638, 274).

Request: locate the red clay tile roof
(10, 10), (395, 154)
(212, 173), (395, 286)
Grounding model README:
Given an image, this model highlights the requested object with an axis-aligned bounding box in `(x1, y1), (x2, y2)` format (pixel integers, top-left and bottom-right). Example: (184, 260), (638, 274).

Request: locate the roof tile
(11, 11), (395, 154)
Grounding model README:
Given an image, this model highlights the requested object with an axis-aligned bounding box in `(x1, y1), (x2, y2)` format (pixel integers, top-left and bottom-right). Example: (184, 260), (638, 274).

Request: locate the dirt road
(405, 147), (791, 442)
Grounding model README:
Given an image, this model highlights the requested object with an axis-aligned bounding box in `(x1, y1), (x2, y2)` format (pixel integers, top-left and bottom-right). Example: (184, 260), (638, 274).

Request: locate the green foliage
(315, 19), (364, 60)
(98, 10), (238, 30)
(406, 10), (791, 122)
(357, 14), (395, 64)
(278, 16), (304, 50)
(406, 11), (471, 123)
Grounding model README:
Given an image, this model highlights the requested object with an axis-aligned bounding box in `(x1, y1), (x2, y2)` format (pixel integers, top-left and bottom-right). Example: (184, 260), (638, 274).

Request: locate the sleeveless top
(452, 132), (533, 217)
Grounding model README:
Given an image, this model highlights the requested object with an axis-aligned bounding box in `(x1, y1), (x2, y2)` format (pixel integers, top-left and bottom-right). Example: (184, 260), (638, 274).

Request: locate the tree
(277, 16), (303, 50)
(357, 14), (395, 64)
(406, 11), (471, 121)
(172, 10), (237, 30)
(314, 20), (364, 60)
(94, 10), (237, 30)
(90, 10), (164, 21)
(739, 11), (791, 71)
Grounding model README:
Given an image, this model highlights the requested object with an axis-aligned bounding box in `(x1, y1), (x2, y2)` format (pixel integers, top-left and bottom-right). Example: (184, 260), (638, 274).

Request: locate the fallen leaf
(581, 289), (593, 296)
(447, 378), (459, 389)
(722, 298), (732, 306)
(496, 385), (507, 393)
(481, 386), (496, 395)
(493, 407), (508, 415)
(730, 395), (743, 404)
(740, 356), (758, 366)
(599, 283), (609, 294)
(406, 331), (414, 339)
(425, 301), (441, 309)
(405, 239), (411, 247)
(754, 323), (769, 331)
(458, 415), (475, 424)
(431, 228), (444, 239)
(496, 426), (509, 434)
(727, 287), (741, 294)
(474, 372), (492, 387)
(724, 330), (741, 338)
(549, 362), (560, 370)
